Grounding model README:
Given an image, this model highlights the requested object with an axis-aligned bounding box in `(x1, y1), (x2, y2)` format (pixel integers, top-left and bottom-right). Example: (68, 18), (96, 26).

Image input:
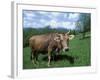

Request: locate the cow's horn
(67, 31), (70, 34)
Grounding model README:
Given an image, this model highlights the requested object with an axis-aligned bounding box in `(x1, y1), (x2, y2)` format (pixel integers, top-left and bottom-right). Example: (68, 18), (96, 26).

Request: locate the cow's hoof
(32, 60), (35, 64)
(48, 64), (50, 67)
(35, 61), (39, 64)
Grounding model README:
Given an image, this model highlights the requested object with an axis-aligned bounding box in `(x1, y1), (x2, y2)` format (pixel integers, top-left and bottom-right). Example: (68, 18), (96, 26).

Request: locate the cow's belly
(38, 50), (48, 54)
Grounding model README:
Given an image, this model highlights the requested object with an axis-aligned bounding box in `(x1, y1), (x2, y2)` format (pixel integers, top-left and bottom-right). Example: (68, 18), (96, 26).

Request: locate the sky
(23, 10), (80, 29)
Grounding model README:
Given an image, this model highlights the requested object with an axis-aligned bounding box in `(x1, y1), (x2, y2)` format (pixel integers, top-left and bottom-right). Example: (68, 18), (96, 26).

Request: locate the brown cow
(29, 32), (74, 66)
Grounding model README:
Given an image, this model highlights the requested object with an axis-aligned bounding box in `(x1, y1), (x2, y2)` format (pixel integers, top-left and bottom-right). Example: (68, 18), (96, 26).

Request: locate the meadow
(23, 32), (91, 69)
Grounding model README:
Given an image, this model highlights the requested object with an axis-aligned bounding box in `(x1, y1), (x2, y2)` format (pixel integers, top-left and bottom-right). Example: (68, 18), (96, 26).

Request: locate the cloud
(68, 13), (79, 21)
(24, 11), (36, 17)
(40, 19), (47, 23)
(63, 14), (68, 18)
(24, 22), (32, 28)
(39, 11), (48, 15)
(61, 22), (71, 28)
(32, 22), (43, 28)
(26, 13), (35, 17)
(23, 10), (80, 29)
(51, 12), (61, 17)
(49, 20), (58, 28)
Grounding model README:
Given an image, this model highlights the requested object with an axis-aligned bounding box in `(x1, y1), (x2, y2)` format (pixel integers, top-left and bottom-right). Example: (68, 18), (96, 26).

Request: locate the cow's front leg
(56, 48), (61, 55)
(48, 48), (52, 67)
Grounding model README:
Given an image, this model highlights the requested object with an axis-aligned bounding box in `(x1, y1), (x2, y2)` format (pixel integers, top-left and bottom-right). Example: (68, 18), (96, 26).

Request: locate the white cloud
(61, 22), (71, 28)
(32, 22), (43, 28)
(49, 20), (58, 28)
(39, 11), (48, 15)
(44, 21), (49, 26)
(48, 12), (61, 19)
(25, 12), (36, 17)
(23, 10), (79, 29)
(40, 19), (46, 23)
(67, 22), (76, 29)
(51, 12), (61, 17)
(24, 22), (32, 28)
(64, 14), (68, 18)
(68, 13), (79, 20)
(48, 14), (53, 19)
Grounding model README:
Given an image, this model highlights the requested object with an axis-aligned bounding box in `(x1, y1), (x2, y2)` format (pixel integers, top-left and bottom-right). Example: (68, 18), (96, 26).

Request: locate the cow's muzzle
(63, 47), (69, 52)
(65, 48), (69, 51)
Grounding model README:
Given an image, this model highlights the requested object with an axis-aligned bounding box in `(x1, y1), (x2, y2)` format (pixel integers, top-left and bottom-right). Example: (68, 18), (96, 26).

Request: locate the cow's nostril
(65, 48), (69, 51)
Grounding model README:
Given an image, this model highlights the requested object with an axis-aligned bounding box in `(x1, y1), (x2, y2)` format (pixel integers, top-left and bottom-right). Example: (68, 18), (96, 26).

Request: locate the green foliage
(80, 13), (91, 31)
(23, 32), (91, 69)
(76, 13), (91, 39)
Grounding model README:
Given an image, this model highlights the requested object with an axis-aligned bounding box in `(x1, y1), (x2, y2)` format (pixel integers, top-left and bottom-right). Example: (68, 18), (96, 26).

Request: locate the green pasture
(23, 33), (91, 69)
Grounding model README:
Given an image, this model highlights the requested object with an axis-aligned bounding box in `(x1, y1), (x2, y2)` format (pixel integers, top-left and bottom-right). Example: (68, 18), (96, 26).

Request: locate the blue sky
(23, 10), (80, 29)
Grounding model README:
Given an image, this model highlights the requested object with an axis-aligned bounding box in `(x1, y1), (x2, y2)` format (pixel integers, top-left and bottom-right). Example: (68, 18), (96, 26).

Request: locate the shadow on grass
(43, 54), (78, 64)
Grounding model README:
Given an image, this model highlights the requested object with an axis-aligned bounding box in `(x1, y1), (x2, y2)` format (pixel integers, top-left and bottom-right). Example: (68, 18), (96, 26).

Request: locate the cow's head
(57, 31), (74, 52)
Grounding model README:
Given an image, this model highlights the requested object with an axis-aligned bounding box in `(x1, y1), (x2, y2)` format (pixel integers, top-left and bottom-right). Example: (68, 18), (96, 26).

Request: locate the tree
(76, 13), (91, 39)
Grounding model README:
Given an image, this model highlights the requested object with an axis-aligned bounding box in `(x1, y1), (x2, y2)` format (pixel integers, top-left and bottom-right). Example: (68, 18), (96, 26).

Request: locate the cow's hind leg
(30, 50), (36, 65)
(34, 52), (39, 64)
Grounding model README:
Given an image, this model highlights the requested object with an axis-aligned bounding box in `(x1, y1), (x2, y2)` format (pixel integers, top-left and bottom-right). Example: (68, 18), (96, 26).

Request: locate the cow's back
(29, 34), (52, 51)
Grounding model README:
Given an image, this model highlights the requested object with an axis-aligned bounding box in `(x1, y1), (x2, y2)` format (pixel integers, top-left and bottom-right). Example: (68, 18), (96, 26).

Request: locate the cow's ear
(54, 37), (60, 42)
(69, 35), (75, 40)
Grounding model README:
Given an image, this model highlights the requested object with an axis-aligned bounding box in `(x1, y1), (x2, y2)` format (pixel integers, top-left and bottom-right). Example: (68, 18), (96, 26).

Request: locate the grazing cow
(29, 32), (74, 66)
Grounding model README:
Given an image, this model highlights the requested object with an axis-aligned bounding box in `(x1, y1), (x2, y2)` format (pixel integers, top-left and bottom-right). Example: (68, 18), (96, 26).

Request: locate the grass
(23, 34), (91, 69)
